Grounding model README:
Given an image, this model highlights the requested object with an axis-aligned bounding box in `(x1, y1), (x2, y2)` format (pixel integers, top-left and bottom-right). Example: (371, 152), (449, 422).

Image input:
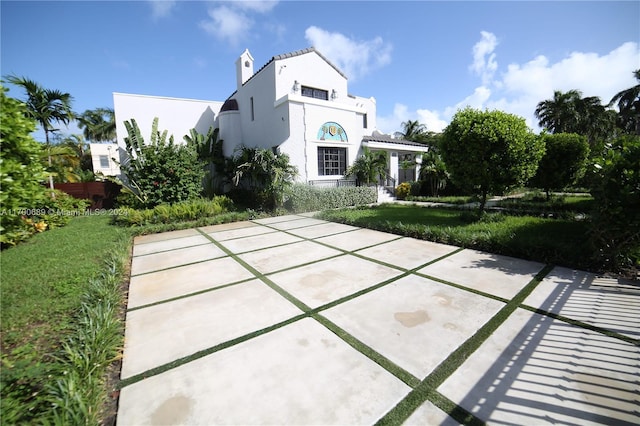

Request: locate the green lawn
(316, 204), (593, 271)
(1, 215), (131, 423)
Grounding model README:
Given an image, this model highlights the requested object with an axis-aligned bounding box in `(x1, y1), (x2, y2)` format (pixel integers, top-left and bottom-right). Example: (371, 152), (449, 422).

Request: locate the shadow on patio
(440, 269), (640, 425)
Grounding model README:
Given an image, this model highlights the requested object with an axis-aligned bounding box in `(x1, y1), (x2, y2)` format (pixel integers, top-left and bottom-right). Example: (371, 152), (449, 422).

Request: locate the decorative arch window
(317, 122), (348, 142)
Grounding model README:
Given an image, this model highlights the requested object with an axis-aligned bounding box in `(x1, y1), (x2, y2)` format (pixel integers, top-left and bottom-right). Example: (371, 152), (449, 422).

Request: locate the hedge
(284, 184), (377, 213)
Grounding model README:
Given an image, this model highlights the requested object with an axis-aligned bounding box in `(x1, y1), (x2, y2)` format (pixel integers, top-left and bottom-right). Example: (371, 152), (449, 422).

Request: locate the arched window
(317, 122), (348, 142)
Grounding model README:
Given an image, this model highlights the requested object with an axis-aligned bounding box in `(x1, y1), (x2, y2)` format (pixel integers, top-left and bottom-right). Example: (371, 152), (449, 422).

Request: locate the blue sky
(2, 0), (639, 140)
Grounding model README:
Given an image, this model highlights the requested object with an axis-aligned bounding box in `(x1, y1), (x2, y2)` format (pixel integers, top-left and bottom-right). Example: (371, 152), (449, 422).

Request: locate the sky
(2, 0), (639, 142)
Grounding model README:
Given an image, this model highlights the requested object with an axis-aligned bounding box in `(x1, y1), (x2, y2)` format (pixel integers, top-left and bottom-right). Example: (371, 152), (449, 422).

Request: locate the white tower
(235, 49), (254, 89)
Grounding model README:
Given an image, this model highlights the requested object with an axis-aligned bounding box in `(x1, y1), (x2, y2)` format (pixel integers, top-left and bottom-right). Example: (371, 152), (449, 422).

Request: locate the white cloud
(199, 1), (279, 46)
(148, 0), (176, 20)
(377, 103), (449, 135)
(304, 26), (392, 81)
(200, 5), (252, 46)
(233, 0), (279, 13)
(470, 31), (499, 85)
(399, 34), (639, 134)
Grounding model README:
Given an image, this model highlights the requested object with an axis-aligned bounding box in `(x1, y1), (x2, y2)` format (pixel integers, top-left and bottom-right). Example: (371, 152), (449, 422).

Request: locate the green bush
(0, 86), (49, 247)
(395, 182), (411, 200)
(441, 108), (545, 212)
(112, 196), (233, 226)
(120, 118), (205, 208)
(589, 135), (640, 271)
(529, 133), (590, 199)
(284, 184), (376, 213)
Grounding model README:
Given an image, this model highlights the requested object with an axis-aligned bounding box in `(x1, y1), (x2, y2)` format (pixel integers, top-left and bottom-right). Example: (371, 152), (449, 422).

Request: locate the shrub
(441, 108), (545, 212)
(0, 86), (49, 247)
(395, 182), (411, 200)
(112, 196), (233, 226)
(229, 147), (297, 210)
(284, 184), (376, 213)
(529, 133), (590, 200)
(119, 118), (205, 208)
(589, 135), (640, 271)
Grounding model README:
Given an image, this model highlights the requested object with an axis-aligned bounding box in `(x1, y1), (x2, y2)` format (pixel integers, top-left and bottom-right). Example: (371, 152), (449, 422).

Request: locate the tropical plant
(4, 75), (74, 192)
(535, 90), (616, 149)
(529, 133), (590, 200)
(344, 146), (388, 185)
(441, 108), (545, 213)
(419, 150), (449, 197)
(609, 69), (640, 135)
(589, 135), (640, 271)
(184, 127), (225, 196)
(119, 117), (205, 208)
(77, 107), (116, 143)
(0, 86), (48, 246)
(395, 182), (411, 200)
(535, 90), (582, 134)
(229, 146), (297, 209)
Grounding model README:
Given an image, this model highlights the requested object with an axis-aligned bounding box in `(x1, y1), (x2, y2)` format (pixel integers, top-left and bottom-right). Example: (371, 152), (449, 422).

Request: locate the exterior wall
(90, 143), (121, 176)
(113, 92), (223, 168)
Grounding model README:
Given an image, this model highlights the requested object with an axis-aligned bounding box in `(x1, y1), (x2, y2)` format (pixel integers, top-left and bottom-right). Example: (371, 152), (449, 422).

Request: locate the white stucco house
(113, 47), (428, 186)
(89, 143), (121, 177)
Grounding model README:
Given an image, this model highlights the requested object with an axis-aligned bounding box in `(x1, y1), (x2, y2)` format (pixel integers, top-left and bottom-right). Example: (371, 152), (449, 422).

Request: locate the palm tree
(5, 75), (74, 191)
(609, 69), (640, 135)
(394, 120), (429, 142)
(345, 147), (388, 185)
(77, 107), (116, 142)
(535, 90), (582, 134)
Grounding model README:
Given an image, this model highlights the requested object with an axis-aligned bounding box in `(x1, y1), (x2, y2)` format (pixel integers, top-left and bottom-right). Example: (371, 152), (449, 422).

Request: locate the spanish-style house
(113, 47), (429, 186)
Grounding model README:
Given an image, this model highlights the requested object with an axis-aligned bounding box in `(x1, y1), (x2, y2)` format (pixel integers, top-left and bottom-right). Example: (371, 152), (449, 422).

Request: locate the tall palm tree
(394, 120), (429, 142)
(609, 69), (640, 135)
(535, 89), (582, 134)
(77, 107), (116, 142)
(5, 75), (74, 191)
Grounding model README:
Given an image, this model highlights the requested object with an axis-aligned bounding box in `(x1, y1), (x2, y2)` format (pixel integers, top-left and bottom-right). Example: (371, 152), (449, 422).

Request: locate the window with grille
(318, 147), (346, 175)
(301, 86), (328, 100)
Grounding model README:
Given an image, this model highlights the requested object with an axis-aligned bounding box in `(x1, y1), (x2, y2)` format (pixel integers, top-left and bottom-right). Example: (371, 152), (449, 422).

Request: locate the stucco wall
(113, 92), (223, 156)
(89, 143), (121, 176)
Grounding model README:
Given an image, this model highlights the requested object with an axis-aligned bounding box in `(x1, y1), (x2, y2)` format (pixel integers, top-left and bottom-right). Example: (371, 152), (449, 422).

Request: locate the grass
(495, 192), (595, 214)
(0, 215), (131, 424)
(405, 195), (477, 204)
(316, 204), (593, 271)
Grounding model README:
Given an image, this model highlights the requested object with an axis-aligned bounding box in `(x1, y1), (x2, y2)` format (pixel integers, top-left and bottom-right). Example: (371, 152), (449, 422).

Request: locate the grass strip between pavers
(126, 277), (255, 312)
(520, 305), (640, 346)
(117, 314), (307, 389)
(374, 264), (556, 426)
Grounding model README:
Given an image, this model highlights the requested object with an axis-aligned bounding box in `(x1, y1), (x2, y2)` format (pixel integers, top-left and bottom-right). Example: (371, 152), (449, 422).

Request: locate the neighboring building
(113, 47), (428, 186)
(89, 143), (121, 177)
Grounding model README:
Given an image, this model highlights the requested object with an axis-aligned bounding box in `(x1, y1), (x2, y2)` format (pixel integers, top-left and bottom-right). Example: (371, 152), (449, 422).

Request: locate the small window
(301, 86), (328, 100)
(250, 96), (255, 121)
(99, 155), (109, 168)
(362, 113), (368, 129)
(318, 147), (347, 176)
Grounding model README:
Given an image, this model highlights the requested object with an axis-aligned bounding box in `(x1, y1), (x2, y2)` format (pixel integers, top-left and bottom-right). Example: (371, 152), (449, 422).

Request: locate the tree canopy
(441, 108), (545, 212)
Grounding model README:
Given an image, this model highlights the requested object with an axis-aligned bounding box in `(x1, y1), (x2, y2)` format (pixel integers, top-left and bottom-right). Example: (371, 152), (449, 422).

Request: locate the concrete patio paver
(121, 279), (303, 379)
(523, 266), (640, 339)
(356, 237), (459, 270)
(117, 215), (640, 425)
(118, 318), (411, 425)
(131, 243), (227, 276)
(438, 307), (640, 425)
(322, 274), (505, 379)
(268, 254), (403, 308)
(127, 257), (256, 308)
(237, 240), (342, 274)
(418, 248), (546, 299)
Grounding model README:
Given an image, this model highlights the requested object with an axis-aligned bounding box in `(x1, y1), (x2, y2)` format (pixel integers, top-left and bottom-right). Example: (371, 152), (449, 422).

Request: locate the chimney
(236, 49), (254, 89)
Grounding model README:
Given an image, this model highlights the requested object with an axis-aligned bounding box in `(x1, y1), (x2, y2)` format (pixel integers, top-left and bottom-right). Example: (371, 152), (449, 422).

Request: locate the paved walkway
(117, 214), (640, 425)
